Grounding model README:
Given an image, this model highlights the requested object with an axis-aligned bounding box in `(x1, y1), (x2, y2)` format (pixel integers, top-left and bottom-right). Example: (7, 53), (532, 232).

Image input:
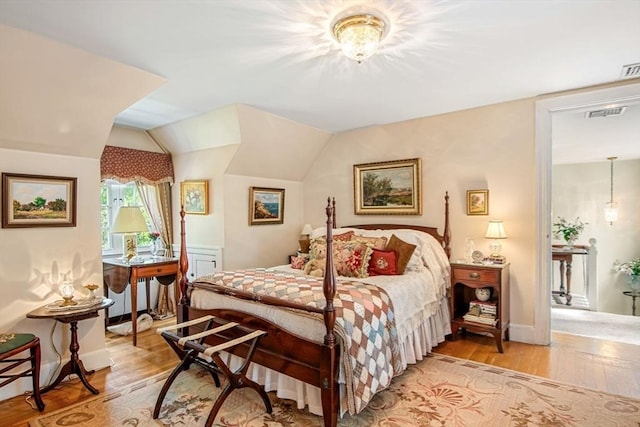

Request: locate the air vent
(620, 63), (640, 79)
(585, 106), (627, 118)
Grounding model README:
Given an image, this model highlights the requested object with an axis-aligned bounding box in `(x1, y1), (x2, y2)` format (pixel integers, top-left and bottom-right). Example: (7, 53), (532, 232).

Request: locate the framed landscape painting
(181, 180), (209, 215)
(467, 189), (489, 215)
(353, 158), (422, 215)
(1, 173), (77, 228)
(249, 187), (285, 225)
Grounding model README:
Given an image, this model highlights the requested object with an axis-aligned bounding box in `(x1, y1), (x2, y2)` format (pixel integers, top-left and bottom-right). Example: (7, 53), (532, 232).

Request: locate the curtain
(137, 182), (176, 317)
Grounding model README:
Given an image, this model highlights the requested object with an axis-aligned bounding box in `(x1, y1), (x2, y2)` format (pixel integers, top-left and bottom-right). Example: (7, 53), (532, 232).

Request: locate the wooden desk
(552, 246), (588, 306)
(27, 298), (114, 394)
(103, 256), (178, 346)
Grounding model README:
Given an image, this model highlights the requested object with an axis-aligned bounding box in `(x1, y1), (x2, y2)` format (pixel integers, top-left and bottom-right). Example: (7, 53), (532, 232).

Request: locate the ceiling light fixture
(605, 156), (618, 225)
(332, 14), (387, 63)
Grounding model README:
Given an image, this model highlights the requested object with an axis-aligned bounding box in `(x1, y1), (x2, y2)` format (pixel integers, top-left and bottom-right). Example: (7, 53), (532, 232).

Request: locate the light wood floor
(3, 319), (639, 426)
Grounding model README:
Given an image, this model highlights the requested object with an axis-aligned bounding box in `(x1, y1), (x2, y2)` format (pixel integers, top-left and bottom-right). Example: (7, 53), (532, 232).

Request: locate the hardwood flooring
(3, 319), (639, 426)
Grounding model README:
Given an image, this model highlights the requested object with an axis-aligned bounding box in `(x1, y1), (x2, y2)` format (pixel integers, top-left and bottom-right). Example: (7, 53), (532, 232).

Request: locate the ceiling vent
(585, 106), (627, 118)
(619, 63), (640, 79)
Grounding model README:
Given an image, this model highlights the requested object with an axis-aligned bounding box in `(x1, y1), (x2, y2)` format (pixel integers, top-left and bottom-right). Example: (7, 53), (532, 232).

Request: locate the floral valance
(100, 145), (174, 185)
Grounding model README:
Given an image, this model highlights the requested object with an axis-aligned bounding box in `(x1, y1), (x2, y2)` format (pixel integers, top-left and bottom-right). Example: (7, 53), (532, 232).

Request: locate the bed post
(177, 205), (190, 324)
(331, 197), (336, 228)
(443, 191), (451, 258)
(321, 197), (339, 427)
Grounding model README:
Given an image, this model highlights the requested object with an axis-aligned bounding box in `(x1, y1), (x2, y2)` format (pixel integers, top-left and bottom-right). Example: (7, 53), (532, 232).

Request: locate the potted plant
(553, 216), (587, 249)
(613, 257), (640, 293)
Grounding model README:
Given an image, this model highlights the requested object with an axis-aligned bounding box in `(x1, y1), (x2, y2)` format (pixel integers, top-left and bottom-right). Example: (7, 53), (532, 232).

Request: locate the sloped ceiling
(149, 104), (332, 181)
(0, 25), (166, 158)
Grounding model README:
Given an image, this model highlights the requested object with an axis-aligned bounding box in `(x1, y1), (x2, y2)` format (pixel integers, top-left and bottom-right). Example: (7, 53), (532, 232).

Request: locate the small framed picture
(181, 180), (209, 215)
(249, 187), (285, 225)
(2, 173), (77, 228)
(467, 189), (489, 215)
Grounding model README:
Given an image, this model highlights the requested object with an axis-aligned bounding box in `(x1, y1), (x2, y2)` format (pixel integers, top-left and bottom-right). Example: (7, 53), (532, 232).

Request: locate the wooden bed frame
(175, 192), (451, 427)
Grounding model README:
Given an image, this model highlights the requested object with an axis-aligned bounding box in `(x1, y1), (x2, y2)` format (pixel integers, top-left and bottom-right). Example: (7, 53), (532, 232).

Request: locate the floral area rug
(30, 353), (639, 427)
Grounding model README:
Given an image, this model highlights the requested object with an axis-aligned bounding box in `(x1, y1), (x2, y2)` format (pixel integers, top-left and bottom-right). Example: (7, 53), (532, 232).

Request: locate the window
(101, 180), (153, 254)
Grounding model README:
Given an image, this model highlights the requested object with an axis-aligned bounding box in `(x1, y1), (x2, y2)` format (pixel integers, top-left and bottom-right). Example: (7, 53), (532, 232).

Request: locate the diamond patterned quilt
(194, 268), (404, 414)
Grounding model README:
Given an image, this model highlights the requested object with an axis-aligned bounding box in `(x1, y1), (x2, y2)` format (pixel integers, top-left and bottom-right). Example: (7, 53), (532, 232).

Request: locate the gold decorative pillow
(352, 235), (388, 250)
(385, 234), (417, 274)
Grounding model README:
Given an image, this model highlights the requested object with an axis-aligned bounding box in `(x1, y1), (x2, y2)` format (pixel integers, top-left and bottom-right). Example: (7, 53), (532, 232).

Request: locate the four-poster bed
(174, 192), (451, 427)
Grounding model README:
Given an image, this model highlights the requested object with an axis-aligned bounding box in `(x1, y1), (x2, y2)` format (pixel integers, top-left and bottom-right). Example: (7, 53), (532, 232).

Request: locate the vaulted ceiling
(1, 0), (639, 161)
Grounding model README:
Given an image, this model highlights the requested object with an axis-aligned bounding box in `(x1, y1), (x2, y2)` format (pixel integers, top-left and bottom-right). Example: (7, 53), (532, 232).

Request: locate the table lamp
(299, 223), (314, 254)
(485, 220), (507, 264)
(112, 206), (148, 262)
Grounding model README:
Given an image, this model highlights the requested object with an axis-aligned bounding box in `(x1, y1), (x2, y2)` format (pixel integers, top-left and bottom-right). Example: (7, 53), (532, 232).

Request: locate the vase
(629, 275), (640, 293)
(564, 236), (577, 250)
(150, 239), (162, 257)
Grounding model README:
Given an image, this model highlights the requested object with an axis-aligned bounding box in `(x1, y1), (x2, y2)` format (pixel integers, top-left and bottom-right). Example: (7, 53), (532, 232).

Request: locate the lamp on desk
(112, 206), (148, 262)
(485, 220), (507, 264)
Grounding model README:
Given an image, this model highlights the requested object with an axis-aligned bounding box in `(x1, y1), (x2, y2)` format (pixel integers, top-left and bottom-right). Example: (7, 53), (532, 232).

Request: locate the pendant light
(604, 156), (618, 225)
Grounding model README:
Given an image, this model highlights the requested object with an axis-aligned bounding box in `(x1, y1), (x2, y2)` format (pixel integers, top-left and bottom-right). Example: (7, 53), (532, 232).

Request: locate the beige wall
(304, 98), (538, 333)
(553, 159), (640, 315)
(0, 148), (108, 401)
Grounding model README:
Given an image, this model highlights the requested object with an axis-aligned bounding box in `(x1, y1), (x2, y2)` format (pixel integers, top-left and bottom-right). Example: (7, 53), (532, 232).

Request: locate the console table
(27, 298), (114, 394)
(551, 246), (588, 306)
(103, 256), (178, 346)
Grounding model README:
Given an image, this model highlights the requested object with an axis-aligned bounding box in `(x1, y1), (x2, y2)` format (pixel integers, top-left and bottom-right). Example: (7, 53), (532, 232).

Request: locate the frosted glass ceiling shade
(332, 14), (387, 63)
(111, 206), (148, 234)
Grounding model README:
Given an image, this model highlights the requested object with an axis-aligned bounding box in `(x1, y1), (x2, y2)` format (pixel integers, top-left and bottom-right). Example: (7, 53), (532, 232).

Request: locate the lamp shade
(111, 206), (148, 234)
(485, 220), (507, 239)
(301, 224), (313, 236)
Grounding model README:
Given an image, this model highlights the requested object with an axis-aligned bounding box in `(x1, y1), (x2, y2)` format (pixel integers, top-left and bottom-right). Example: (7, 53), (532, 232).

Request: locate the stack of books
(463, 300), (498, 326)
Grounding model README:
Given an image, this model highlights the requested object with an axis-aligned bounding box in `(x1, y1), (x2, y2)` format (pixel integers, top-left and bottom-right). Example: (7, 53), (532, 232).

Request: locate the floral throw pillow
(308, 240), (374, 278)
(290, 254), (309, 269)
(368, 249), (398, 276)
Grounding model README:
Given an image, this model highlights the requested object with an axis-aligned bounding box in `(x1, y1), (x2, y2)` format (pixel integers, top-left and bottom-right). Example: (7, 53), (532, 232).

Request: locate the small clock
(471, 250), (484, 263)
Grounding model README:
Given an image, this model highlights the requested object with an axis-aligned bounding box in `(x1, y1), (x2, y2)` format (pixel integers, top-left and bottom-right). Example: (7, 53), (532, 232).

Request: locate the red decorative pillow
(368, 249), (398, 276)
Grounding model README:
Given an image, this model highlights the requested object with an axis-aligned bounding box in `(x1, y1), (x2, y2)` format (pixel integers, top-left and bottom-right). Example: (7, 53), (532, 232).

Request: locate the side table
(103, 256), (178, 346)
(26, 298), (114, 394)
(623, 291), (640, 316)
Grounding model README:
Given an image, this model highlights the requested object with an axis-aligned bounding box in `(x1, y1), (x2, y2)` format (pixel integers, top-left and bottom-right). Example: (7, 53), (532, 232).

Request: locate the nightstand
(449, 262), (510, 353)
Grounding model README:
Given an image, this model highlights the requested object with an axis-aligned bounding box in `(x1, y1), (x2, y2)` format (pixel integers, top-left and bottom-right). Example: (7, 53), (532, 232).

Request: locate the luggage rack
(153, 315), (272, 426)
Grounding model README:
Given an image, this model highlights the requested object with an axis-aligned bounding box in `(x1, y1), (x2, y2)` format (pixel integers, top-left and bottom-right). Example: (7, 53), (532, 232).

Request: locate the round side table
(622, 291), (640, 316)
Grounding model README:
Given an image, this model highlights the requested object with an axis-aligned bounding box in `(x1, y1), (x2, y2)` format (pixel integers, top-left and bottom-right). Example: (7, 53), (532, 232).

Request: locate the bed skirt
(220, 295), (451, 416)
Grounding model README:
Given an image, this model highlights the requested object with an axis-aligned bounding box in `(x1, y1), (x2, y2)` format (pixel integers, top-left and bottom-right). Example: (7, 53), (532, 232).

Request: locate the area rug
(29, 353), (639, 427)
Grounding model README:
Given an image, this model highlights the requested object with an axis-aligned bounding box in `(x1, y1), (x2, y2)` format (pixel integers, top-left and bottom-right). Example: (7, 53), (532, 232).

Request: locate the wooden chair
(0, 333), (45, 411)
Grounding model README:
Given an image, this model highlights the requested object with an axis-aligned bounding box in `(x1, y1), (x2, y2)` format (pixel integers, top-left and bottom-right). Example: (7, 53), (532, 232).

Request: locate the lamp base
(299, 238), (311, 254)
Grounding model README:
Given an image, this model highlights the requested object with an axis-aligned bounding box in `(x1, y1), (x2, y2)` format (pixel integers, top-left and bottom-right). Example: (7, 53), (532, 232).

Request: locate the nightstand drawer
(452, 267), (498, 283)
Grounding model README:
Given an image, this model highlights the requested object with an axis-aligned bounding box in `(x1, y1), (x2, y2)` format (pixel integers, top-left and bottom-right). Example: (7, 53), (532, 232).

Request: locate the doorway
(534, 82), (640, 345)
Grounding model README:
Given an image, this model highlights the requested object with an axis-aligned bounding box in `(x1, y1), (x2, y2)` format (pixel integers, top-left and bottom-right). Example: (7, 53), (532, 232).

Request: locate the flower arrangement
(149, 231), (161, 241)
(553, 216), (587, 243)
(613, 258), (640, 277)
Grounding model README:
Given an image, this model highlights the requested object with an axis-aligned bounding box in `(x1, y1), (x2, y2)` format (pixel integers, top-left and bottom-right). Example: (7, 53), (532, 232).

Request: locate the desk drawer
(453, 268), (498, 284)
(135, 263), (177, 277)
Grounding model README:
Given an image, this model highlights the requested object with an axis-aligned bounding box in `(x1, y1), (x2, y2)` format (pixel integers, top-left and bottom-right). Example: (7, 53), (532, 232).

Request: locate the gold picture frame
(467, 189), (489, 215)
(353, 158), (422, 215)
(249, 187), (285, 225)
(181, 180), (209, 215)
(1, 173), (77, 228)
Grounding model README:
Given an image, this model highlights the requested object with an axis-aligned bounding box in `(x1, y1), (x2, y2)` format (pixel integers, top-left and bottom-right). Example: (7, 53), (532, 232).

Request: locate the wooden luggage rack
(153, 315), (272, 426)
